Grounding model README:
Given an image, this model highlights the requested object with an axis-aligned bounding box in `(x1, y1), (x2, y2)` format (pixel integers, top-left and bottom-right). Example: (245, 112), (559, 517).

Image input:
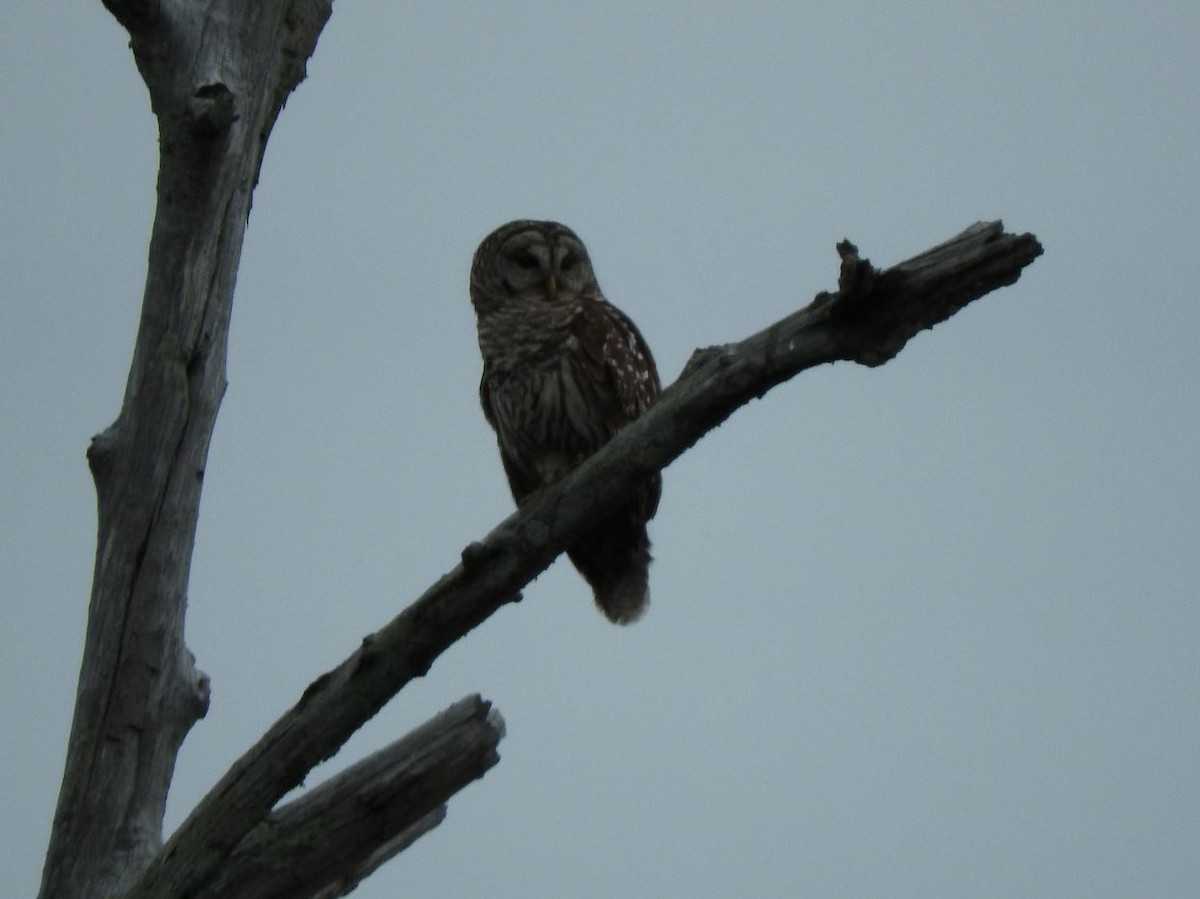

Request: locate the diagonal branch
(127, 221), (1042, 899)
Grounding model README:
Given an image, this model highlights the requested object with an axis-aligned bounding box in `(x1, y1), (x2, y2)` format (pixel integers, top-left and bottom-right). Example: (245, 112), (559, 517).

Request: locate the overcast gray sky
(4, 2), (1198, 898)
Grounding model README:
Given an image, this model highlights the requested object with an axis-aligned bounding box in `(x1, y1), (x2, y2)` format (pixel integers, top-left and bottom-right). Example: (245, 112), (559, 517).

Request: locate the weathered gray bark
(39, 1), (1042, 897)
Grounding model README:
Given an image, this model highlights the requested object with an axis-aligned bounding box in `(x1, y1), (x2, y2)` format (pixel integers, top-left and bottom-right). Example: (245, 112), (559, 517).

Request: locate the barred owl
(470, 220), (661, 624)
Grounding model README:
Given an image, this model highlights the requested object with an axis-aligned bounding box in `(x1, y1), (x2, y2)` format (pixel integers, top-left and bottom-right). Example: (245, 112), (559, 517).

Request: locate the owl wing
(479, 370), (542, 503)
(574, 297), (660, 426)
(573, 296), (663, 518)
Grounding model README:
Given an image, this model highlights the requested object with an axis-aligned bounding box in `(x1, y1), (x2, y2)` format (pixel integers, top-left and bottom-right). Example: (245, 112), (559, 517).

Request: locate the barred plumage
(469, 220), (661, 623)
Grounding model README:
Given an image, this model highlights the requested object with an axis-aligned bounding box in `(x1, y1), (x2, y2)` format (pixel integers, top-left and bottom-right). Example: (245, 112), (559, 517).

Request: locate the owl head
(470, 220), (598, 314)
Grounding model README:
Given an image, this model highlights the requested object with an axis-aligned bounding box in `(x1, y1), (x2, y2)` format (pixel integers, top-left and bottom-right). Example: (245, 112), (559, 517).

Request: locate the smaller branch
(196, 695), (503, 899)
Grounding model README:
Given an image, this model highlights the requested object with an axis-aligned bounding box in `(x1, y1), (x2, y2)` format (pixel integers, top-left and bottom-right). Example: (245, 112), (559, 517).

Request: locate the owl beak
(544, 275), (558, 299)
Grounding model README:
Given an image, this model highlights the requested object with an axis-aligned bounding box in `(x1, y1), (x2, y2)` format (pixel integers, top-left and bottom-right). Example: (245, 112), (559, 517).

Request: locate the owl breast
(483, 334), (609, 487)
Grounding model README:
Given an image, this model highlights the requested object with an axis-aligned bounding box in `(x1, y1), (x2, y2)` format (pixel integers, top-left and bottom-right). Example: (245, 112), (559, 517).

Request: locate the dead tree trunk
(39, 2), (490, 897)
(44, 5), (507, 898)
(40, 2), (1042, 898)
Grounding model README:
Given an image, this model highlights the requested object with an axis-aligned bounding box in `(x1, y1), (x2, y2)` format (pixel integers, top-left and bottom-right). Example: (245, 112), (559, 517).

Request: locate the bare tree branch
(198, 695), (504, 899)
(125, 221), (1042, 899)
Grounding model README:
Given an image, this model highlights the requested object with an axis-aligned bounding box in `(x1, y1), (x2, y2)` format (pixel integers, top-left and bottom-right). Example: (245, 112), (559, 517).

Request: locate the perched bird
(469, 220), (662, 623)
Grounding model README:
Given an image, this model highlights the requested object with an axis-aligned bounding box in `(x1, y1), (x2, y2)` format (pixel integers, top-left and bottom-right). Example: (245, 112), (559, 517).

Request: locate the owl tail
(568, 511), (653, 625)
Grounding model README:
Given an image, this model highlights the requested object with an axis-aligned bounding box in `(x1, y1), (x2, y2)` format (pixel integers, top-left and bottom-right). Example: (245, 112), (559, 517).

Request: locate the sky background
(3, 2), (1198, 898)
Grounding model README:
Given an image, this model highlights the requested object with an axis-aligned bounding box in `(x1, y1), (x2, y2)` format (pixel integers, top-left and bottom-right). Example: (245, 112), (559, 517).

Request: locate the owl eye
(512, 250), (539, 270)
(560, 252), (580, 271)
